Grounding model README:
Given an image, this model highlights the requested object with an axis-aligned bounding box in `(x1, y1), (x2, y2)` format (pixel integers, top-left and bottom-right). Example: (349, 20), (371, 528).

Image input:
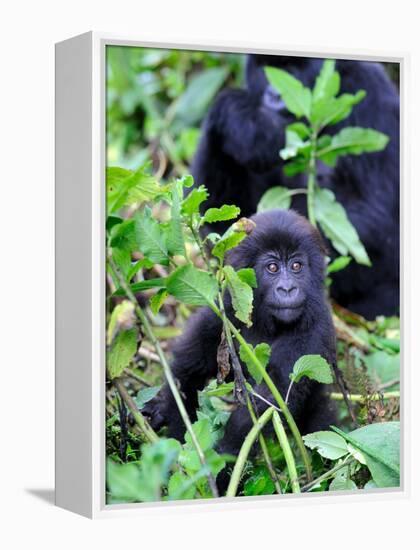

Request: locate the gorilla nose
(277, 283), (298, 298)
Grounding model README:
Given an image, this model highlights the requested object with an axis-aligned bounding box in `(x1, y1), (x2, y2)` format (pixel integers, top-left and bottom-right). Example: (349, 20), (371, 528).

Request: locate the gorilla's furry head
(227, 209), (329, 332)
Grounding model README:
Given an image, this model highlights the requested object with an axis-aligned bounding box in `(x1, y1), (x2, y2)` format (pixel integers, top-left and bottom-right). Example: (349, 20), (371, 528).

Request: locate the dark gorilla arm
(145, 307), (222, 441)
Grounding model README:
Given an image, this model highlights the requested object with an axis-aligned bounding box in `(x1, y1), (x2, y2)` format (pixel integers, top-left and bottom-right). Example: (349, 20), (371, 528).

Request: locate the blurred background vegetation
(106, 46), (399, 177)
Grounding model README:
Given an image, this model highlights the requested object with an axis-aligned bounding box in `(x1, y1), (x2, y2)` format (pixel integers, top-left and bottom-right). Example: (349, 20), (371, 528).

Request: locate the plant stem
(285, 380), (294, 405)
(108, 254), (219, 498)
(226, 407), (275, 497)
(272, 411), (300, 493)
(301, 455), (355, 492)
(307, 133), (318, 227)
(113, 378), (159, 444)
(330, 391), (400, 402)
(227, 321), (313, 481)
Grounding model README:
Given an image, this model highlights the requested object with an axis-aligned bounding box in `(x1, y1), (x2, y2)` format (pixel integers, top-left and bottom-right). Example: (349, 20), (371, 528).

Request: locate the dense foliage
(105, 47), (400, 503)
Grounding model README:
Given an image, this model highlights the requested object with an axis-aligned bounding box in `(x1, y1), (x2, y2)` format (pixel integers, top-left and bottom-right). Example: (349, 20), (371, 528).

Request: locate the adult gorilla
(191, 55), (400, 319)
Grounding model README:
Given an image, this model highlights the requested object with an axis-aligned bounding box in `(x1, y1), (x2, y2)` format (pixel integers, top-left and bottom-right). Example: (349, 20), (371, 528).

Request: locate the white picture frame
(55, 31), (408, 519)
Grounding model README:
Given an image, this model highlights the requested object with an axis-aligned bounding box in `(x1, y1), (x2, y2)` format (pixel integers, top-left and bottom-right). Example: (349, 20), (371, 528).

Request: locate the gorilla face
(254, 250), (310, 324)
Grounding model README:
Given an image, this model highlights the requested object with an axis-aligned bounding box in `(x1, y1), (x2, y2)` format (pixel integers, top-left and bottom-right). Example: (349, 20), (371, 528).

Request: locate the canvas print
(105, 46), (400, 504)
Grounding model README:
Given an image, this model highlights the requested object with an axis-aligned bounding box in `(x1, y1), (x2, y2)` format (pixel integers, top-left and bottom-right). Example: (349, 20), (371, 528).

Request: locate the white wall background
(1, 1), (419, 547)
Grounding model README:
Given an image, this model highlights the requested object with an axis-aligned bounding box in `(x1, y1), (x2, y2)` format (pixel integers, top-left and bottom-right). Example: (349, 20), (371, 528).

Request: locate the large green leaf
(107, 328), (138, 379)
(113, 277), (166, 297)
(181, 185), (209, 218)
(135, 208), (169, 265)
(174, 67), (229, 126)
(166, 264), (218, 306)
(290, 354), (333, 384)
(364, 351), (400, 390)
(303, 431), (348, 460)
(314, 187), (371, 266)
(317, 127), (389, 167)
(223, 265), (254, 326)
(212, 230), (247, 261)
(265, 66), (312, 119)
(167, 183), (186, 257)
(332, 422), (400, 488)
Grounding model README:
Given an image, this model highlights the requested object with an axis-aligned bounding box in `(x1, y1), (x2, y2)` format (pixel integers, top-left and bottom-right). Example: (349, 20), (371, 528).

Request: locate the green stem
(108, 254), (219, 498)
(307, 133), (318, 227)
(272, 412), (300, 493)
(113, 378), (159, 444)
(330, 391), (400, 402)
(301, 455), (355, 492)
(226, 407), (275, 497)
(227, 321), (313, 481)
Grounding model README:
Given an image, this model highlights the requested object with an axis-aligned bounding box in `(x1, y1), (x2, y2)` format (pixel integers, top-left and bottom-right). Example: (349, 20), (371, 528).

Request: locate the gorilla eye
(266, 262), (279, 273)
(291, 261), (303, 273)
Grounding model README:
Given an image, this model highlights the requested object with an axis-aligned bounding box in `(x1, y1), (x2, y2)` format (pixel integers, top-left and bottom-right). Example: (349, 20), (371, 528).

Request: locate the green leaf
(167, 471), (196, 500)
(290, 354), (333, 384)
(223, 265), (254, 326)
(184, 418), (214, 452)
(181, 185), (209, 217)
(107, 165), (161, 214)
(166, 264), (218, 306)
(203, 204), (241, 224)
(212, 231), (247, 261)
(109, 219), (136, 252)
(135, 208), (169, 265)
(204, 382), (235, 397)
(239, 342), (271, 384)
(302, 431), (348, 460)
(310, 91), (366, 129)
(150, 288), (169, 315)
(107, 328), (138, 379)
(167, 182), (186, 257)
(332, 422), (400, 488)
(107, 300), (134, 345)
(174, 67), (229, 126)
(135, 386), (161, 409)
(111, 247), (131, 277)
(317, 127), (389, 167)
(329, 466), (357, 492)
(280, 129), (310, 160)
(237, 268), (257, 288)
(257, 186), (294, 212)
(244, 466), (276, 496)
(265, 66), (312, 118)
(314, 187), (371, 266)
(364, 351), (400, 390)
(127, 258), (154, 282)
(113, 277), (166, 297)
(327, 255), (352, 274)
(283, 158), (309, 177)
(312, 60), (340, 104)
(106, 460), (144, 503)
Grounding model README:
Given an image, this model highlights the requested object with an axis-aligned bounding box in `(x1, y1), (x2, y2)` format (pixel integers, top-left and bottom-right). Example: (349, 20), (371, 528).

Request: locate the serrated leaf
(184, 418), (214, 451)
(203, 204), (241, 224)
(107, 328), (138, 379)
(302, 431), (348, 460)
(257, 186), (294, 212)
(237, 268), (257, 288)
(107, 165), (161, 214)
(239, 342), (271, 384)
(290, 354), (333, 384)
(109, 219), (136, 252)
(135, 208), (169, 265)
(265, 66), (311, 119)
(310, 90), (366, 129)
(314, 187), (371, 266)
(135, 386), (161, 409)
(317, 127), (389, 166)
(166, 264), (218, 306)
(212, 230), (246, 261)
(181, 185), (209, 217)
(312, 60), (340, 104)
(150, 288), (169, 314)
(167, 471), (196, 500)
(223, 265), (254, 326)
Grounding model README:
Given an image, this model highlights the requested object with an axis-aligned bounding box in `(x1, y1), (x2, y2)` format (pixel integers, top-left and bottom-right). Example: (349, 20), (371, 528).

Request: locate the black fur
(145, 210), (337, 484)
(191, 55), (400, 319)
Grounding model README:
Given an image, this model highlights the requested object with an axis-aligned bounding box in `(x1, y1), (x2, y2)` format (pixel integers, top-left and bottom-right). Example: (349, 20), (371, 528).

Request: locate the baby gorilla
(146, 209), (336, 471)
